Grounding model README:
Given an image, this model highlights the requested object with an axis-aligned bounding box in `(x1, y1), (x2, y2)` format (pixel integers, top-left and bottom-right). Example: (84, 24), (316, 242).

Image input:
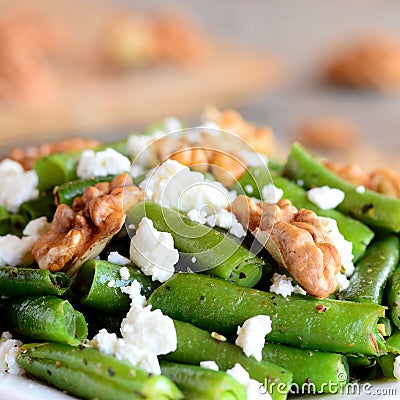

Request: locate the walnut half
(230, 195), (341, 298)
(32, 173), (144, 276)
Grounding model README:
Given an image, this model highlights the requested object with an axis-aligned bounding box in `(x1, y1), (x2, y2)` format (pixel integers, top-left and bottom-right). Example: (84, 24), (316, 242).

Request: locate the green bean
(160, 361), (246, 400)
(0, 296), (87, 345)
(149, 273), (386, 355)
(164, 320), (292, 400)
(17, 343), (183, 400)
(0, 267), (71, 297)
(377, 352), (397, 379)
(79, 305), (122, 337)
(261, 343), (348, 393)
(234, 169), (374, 261)
(386, 329), (400, 354)
(337, 235), (399, 303)
(0, 206), (9, 235)
(73, 259), (159, 315)
(2, 214), (29, 237)
(34, 139), (127, 191)
(127, 201), (265, 288)
(386, 265), (400, 330)
(284, 142), (400, 232)
(19, 195), (56, 221)
(346, 354), (375, 369)
(55, 175), (117, 206)
(35, 151), (81, 191)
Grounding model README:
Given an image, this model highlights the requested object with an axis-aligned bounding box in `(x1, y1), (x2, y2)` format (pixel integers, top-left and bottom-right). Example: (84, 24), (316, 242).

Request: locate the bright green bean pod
(261, 343), (348, 394)
(19, 195), (56, 221)
(160, 361), (246, 400)
(234, 169), (374, 261)
(35, 151), (81, 191)
(0, 267), (71, 297)
(386, 266), (400, 330)
(0, 206), (10, 235)
(377, 353), (397, 378)
(284, 142), (400, 232)
(164, 320), (292, 400)
(127, 201), (265, 288)
(149, 273), (386, 355)
(34, 139), (127, 191)
(0, 296), (87, 345)
(337, 236), (399, 303)
(73, 259), (159, 315)
(17, 343), (183, 400)
(55, 175), (117, 206)
(386, 329), (400, 354)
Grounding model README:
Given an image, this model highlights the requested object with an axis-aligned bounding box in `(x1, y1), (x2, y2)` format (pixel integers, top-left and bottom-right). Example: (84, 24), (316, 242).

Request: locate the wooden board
(0, 42), (278, 153)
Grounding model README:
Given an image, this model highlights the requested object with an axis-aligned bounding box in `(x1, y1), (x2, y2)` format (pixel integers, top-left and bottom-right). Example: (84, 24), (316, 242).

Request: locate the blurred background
(1, 0), (400, 168)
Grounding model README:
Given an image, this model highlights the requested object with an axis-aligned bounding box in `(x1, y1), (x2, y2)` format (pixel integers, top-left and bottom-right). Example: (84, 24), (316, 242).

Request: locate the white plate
(1, 374), (399, 399)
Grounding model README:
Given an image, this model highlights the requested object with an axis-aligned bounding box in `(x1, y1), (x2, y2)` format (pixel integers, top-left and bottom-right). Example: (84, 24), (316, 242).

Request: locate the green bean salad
(1, 113), (400, 400)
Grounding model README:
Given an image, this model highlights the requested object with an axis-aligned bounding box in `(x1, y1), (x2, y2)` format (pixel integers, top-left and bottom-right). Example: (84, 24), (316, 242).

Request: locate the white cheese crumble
(126, 135), (159, 168)
(235, 315), (272, 362)
(244, 184), (254, 194)
(239, 150), (268, 167)
(107, 251), (131, 266)
(227, 363), (269, 400)
(126, 117), (182, 167)
(92, 276), (176, 376)
(355, 185), (366, 194)
(261, 184), (284, 203)
(91, 329), (160, 375)
(0, 159), (39, 213)
(270, 273), (306, 298)
(0, 331), (24, 375)
(318, 217), (354, 277)
(107, 279), (116, 288)
(205, 209), (246, 238)
(130, 217), (179, 283)
(121, 305), (177, 356)
(129, 164), (145, 179)
(0, 217), (50, 267)
(393, 355), (400, 380)
(139, 159), (231, 213)
(297, 179), (304, 187)
(200, 360), (219, 371)
(187, 209), (207, 224)
(307, 186), (345, 210)
(76, 148), (130, 180)
(335, 272), (350, 292)
(119, 266), (131, 280)
(120, 279), (147, 309)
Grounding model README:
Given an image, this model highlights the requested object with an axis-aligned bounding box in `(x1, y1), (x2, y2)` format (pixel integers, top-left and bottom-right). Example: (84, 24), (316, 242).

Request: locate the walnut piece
(204, 106), (274, 156)
(230, 195), (341, 298)
(33, 173), (144, 276)
(8, 137), (99, 170)
(326, 161), (400, 199)
(325, 34), (400, 91)
(294, 117), (360, 153)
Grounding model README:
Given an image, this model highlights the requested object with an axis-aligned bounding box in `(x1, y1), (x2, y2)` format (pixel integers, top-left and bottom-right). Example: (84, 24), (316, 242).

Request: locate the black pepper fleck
(361, 203), (374, 214)
(108, 367), (115, 377)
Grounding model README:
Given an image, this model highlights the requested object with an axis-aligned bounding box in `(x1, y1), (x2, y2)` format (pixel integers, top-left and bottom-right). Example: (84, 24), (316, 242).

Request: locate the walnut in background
(294, 117), (360, 153)
(324, 33), (400, 92)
